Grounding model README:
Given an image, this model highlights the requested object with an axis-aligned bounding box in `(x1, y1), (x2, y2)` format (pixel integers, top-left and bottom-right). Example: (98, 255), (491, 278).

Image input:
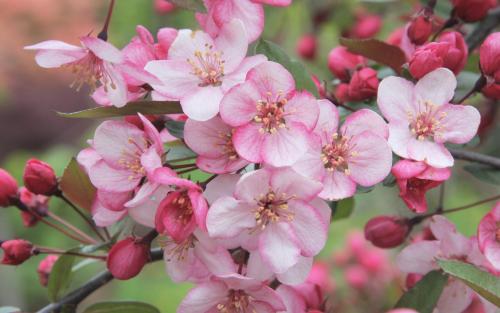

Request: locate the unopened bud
(296, 34), (317, 60)
(364, 216), (409, 249)
(0, 169), (18, 207)
(452, 0), (496, 23)
(407, 14), (433, 45)
(1, 239), (33, 265)
(107, 237), (150, 280)
(37, 255), (59, 286)
(23, 159), (57, 196)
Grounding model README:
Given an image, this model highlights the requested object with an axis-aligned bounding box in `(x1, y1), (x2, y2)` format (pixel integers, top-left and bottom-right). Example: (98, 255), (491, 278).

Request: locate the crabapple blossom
(178, 273), (286, 313)
(480, 32), (500, 100)
(296, 34), (317, 60)
(293, 101), (392, 200)
(207, 167), (330, 275)
(477, 202), (500, 271)
(220, 61), (319, 166)
(346, 67), (379, 101)
(327, 47), (366, 81)
(145, 19), (267, 121)
(0, 168), (18, 207)
(392, 159), (451, 213)
(184, 117), (249, 174)
(25, 36), (128, 107)
(377, 68), (480, 168)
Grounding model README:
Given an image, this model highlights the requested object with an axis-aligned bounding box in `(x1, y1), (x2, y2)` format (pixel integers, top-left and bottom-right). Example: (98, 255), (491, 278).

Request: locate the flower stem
(47, 211), (99, 245)
(98, 0), (116, 41)
(35, 247), (106, 260)
(456, 75), (487, 104)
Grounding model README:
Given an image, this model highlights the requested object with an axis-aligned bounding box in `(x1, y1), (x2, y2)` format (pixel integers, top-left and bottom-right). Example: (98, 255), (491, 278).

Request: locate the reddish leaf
(59, 158), (96, 212)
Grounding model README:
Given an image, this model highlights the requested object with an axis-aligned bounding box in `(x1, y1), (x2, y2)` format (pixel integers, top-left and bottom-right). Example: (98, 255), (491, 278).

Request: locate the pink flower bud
(0, 168), (18, 207)
(296, 34), (317, 60)
(480, 33), (500, 99)
(347, 67), (379, 101)
(409, 42), (449, 79)
(437, 31), (468, 75)
(364, 216), (409, 249)
(328, 47), (366, 81)
(37, 255), (59, 286)
(335, 83), (350, 103)
(154, 0), (175, 14)
(349, 14), (382, 39)
(345, 265), (368, 289)
(1, 239), (33, 265)
(482, 84), (500, 99)
(23, 159), (57, 196)
(19, 187), (49, 227)
(107, 237), (150, 280)
(452, 0), (496, 23)
(407, 14), (433, 45)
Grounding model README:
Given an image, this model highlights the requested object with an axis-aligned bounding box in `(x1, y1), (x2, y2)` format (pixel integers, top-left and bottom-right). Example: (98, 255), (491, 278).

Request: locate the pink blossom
(154, 0), (175, 14)
(346, 67), (379, 101)
(293, 101), (392, 200)
(25, 36), (128, 107)
(18, 187), (49, 228)
(220, 61), (319, 166)
(407, 13), (433, 45)
(296, 34), (317, 60)
(0, 168), (18, 207)
(364, 215), (410, 248)
(145, 19), (267, 121)
(37, 255), (58, 287)
(392, 159), (451, 213)
(377, 68), (481, 168)
(477, 202), (500, 271)
(480, 32), (500, 100)
(178, 274), (286, 313)
(207, 167), (330, 275)
(184, 117), (249, 174)
(327, 47), (366, 82)
(277, 281), (325, 313)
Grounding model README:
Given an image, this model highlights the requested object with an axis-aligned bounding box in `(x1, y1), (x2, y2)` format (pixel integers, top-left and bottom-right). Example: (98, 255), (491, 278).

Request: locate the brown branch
(450, 149), (500, 169)
(466, 7), (500, 51)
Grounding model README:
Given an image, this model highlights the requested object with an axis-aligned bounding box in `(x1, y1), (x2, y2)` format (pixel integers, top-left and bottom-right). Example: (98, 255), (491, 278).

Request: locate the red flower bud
(23, 159), (57, 196)
(37, 255), (59, 286)
(407, 14), (433, 45)
(480, 32), (500, 99)
(349, 13), (382, 39)
(19, 187), (49, 227)
(296, 34), (317, 60)
(1, 239), (33, 265)
(437, 31), (468, 75)
(335, 83), (350, 104)
(328, 47), (366, 81)
(347, 67), (379, 101)
(107, 237), (150, 280)
(482, 84), (500, 99)
(0, 168), (18, 207)
(154, 0), (175, 14)
(364, 216), (409, 249)
(409, 42), (449, 79)
(452, 0), (496, 23)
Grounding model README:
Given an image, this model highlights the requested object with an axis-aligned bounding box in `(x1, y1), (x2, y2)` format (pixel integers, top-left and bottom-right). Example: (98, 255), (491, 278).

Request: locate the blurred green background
(0, 0), (499, 312)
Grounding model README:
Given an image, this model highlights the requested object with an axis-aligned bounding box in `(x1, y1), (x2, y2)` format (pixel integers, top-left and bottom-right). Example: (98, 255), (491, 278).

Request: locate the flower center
(218, 130), (239, 160)
(321, 133), (355, 175)
(252, 190), (294, 231)
(216, 290), (253, 313)
(187, 44), (225, 87)
(253, 92), (288, 134)
(173, 191), (193, 225)
(66, 51), (116, 92)
(163, 236), (195, 262)
(118, 137), (149, 180)
(407, 178), (432, 191)
(408, 101), (447, 141)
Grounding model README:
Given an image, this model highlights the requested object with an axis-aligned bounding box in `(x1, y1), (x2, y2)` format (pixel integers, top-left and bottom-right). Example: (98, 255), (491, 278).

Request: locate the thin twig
(47, 212), (99, 245)
(450, 149), (500, 169)
(466, 7), (500, 51)
(35, 247), (106, 260)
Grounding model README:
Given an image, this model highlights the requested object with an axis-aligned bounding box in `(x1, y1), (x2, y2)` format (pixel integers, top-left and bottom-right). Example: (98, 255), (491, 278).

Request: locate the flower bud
(452, 0), (496, 23)
(335, 83), (350, 104)
(328, 47), (366, 81)
(364, 216), (409, 249)
(154, 0), (175, 14)
(437, 31), (468, 75)
(349, 13), (382, 39)
(482, 84), (500, 100)
(409, 42), (449, 79)
(407, 14), (433, 45)
(0, 168), (18, 207)
(480, 33), (500, 77)
(296, 34), (317, 60)
(37, 255), (59, 286)
(1, 239), (33, 265)
(405, 273), (423, 289)
(107, 237), (150, 280)
(19, 187), (49, 227)
(347, 67), (379, 101)
(23, 159), (57, 196)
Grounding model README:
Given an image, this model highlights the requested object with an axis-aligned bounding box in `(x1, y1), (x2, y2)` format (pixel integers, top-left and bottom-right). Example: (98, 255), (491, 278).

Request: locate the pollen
(65, 50), (116, 93)
(409, 101), (446, 141)
(252, 91), (288, 134)
(321, 132), (352, 173)
(187, 43), (225, 87)
(250, 190), (295, 232)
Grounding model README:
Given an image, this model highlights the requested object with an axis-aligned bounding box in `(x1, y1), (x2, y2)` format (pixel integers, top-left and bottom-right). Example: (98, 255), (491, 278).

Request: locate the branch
(466, 7), (500, 51)
(36, 248), (163, 313)
(450, 149), (500, 169)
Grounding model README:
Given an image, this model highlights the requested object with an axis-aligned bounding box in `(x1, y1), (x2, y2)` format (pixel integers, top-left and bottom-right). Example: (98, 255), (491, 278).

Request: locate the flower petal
(206, 196), (255, 238)
(181, 86), (223, 121)
(246, 61), (295, 96)
(377, 76), (416, 122)
(415, 68), (456, 106)
(220, 81), (260, 127)
(270, 167), (322, 201)
(214, 19), (248, 72)
(435, 104), (480, 144)
(80, 36), (123, 63)
(259, 222), (301, 273)
(396, 240), (440, 274)
(261, 123), (310, 167)
(341, 109), (388, 139)
(319, 171), (356, 200)
(232, 123), (266, 163)
(145, 60), (198, 98)
(407, 139), (454, 168)
(177, 281), (228, 313)
(289, 200), (328, 256)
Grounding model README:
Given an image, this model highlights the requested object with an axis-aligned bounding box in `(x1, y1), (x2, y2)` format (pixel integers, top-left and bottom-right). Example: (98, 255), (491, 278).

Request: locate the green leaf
(395, 270), (448, 313)
(60, 158), (96, 212)
(339, 38), (406, 74)
(0, 307), (21, 313)
(164, 118), (185, 139)
(438, 260), (500, 306)
(464, 164), (500, 185)
(48, 253), (77, 302)
(58, 101), (183, 119)
(255, 39), (319, 97)
(82, 301), (161, 313)
(168, 0), (206, 12)
(455, 72), (481, 101)
(165, 141), (197, 161)
(329, 198), (355, 221)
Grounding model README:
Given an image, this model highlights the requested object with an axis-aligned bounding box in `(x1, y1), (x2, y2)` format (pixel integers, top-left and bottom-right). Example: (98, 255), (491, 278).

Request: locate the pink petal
(25, 40), (83, 51)
(212, 0), (264, 43)
(139, 113), (163, 155)
(341, 109), (389, 139)
(252, 0), (292, 5)
(285, 91), (319, 131)
(407, 139), (454, 168)
(478, 212), (497, 251)
(178, 281), (228, 313)
(391, 160), (427, 180)
(436, 280), (473, 313)
(435, 104), (480, 144)
(144, 60), (198, 98)
(232, 123), (266, 163)
(276, 285), (307, 313)
(430, 215), (457, 240)
(206, 196), (256, 238)
(103, 63), (128, 107)
(194, 240), (238, 277)
(235, 169), (271, 203)
(396, 241), (440, 274)
(269, 167), (322, 201)
(415, 68), (456, 106)
(181, 86), (223, 121)
(214, 19), (248, 72)
(261, 123), (310, 167)
(80, 36), (123, 63)
(168, 29), (214, 61)
(388, 121), (413, 159)
(32, 50), (86, 68)
(313, 99), (339, 143)
(89, 160), (140, 192)
(141, 147), (162, 179)
(246, 286), (286, 311)
(246, 61), (295, 96)
(184, 117), (231, 158)
(91, 199), (127, 227)
(188, 190), (208, 231)
(152, 167), (200, 190)
(196, 156), (249, 174)
(377, 76), (416, 122)
(246, 251), (274, 281)
(289, 200), (328, 256)
(222, 55), (268, 91)
(319, 170), (356, 200)
(77, 148), (101, 173)
(259, 222), (301, 273)
(291, 142), (325, 181)
(128, 185), (170, 228)
(97, 190), (131, 212)
(164, 241), (201, 283)
(276, 256), (313, 285)
(203, 174), (240, 204)
(220, 81), (260, 127)
(484, 242), (500, 271)
(348, 131), (393, 186)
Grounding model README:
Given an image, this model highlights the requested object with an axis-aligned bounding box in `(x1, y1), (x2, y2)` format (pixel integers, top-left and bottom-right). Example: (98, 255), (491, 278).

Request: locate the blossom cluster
(1, 0), (499, 312)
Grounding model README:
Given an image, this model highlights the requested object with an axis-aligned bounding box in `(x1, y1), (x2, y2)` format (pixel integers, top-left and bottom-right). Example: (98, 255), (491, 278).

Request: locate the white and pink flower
(206, 167), (330, 276)
(377, 68), (480, 168)
(145, 19), (266, 121)
(220, 61), (319, 167)
(293, 101), (392, 200)
(478, 202), (500, 272)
